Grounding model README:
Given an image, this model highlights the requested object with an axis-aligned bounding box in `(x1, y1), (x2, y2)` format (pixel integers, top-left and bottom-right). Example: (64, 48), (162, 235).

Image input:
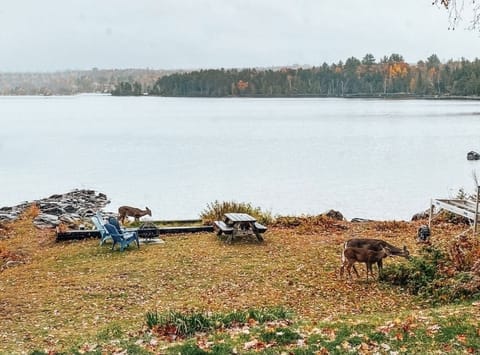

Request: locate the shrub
(145, 311), (160, 329)
(146, 307), (292, 338)
(148, 310), (212, 337)
(380, 246), (443, 293)
(200, 200), (273, 225)
(273, 214), (347, 233)
(381, 243), (480, 303)
(448, 234), (480, 271)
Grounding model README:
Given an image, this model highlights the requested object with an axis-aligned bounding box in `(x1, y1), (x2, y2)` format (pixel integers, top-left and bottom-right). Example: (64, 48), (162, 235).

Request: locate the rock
(0, 215), (16, 223)
(3, 189), (110, 229)
(59, 215), (77, 224)
(351, 218), (374, 223)
(411, 210), (429, 221)
(43, 206), (65, 216)
(324, 209), (345, 220)
(467, 151), (480, 160)
(34, 213), (60, 224)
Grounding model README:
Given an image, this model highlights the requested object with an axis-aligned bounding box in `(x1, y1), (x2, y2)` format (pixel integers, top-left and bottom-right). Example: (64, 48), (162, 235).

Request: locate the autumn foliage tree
(148, 54), (480, 97)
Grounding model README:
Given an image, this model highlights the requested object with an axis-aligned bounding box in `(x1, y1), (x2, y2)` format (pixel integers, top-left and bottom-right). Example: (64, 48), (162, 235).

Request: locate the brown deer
(118, 206), (152, 224)
(343, 238), (410, 277)
(340, 246), (391, 280)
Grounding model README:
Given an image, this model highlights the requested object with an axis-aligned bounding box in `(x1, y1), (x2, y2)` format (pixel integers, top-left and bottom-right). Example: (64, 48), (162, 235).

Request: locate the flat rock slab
(139, 238), (165, 245)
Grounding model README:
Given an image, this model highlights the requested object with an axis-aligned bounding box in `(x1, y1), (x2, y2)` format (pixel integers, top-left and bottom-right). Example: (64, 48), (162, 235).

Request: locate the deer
(118, 206), (152, 224)
(340, 246), (391, 280)
(342, 238), (410, 277)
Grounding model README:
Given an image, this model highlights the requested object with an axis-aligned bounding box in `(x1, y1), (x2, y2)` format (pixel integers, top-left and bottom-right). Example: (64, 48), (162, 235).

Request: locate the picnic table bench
(214, 213), (267, 243)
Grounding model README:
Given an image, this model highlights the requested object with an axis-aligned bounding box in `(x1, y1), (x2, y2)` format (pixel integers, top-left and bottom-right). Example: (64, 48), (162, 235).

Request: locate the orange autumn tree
(381, 54), (411, 94)
(236, 80), (249, 90)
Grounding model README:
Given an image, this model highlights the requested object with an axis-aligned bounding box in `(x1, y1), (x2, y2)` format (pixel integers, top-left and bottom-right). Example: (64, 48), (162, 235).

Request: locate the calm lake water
(1, 95), (479, 220)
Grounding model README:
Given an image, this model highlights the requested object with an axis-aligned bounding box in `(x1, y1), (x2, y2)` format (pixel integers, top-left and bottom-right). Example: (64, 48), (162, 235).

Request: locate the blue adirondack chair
(104, 223), (140, 252)
(91, 214), (111, 245)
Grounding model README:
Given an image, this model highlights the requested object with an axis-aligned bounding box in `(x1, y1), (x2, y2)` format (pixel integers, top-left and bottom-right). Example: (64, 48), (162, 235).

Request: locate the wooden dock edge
(56, 225), (214, 242)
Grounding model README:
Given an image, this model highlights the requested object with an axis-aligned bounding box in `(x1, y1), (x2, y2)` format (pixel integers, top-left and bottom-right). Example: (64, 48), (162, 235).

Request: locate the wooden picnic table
(214, 213), (267, 243)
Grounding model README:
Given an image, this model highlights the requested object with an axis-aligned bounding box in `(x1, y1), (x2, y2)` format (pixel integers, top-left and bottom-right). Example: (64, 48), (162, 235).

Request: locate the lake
(1, 95), (479, 221)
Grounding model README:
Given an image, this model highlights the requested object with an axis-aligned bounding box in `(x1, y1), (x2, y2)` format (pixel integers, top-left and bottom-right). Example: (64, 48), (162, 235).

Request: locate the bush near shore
(0, 206), (479, 354)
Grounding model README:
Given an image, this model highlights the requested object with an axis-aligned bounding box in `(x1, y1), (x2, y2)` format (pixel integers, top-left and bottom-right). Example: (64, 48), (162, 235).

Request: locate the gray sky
(1, 0), (479, 72)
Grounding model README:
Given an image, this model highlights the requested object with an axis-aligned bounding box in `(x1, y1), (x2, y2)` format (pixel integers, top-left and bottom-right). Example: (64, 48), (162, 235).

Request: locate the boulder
(467, 151), (480, 161)
(324, 209), (345, 221)
(411, 210), (429, 221)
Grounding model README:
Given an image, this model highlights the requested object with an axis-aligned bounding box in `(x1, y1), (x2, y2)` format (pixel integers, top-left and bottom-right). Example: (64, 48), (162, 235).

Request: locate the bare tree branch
(434, 0), (480, 30)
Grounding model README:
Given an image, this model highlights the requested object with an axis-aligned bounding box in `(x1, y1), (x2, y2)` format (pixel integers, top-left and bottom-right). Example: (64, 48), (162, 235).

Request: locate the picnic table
(214, 213), (267, 243)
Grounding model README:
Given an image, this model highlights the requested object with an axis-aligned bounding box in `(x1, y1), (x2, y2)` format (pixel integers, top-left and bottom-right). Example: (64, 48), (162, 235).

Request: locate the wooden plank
(475, 186), (480, 234)
(155, 219), (202, 225)
(442, 199), (477, 213)
(56, 230), (101, 241)
(433, 199), (479, 220)
(157, 226), (214, 234)
(224, 213), (256, 222)
(254, 222), (268, 233)
(214, 221), (233, 233)
(56, 225), (214, 241)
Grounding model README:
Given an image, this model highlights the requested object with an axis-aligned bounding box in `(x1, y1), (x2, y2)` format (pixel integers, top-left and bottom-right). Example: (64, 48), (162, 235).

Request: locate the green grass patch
(145, 307), (292, 338)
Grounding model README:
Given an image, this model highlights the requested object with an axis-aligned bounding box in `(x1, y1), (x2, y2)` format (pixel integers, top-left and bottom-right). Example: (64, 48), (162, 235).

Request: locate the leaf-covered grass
(0, 213), (479, 353)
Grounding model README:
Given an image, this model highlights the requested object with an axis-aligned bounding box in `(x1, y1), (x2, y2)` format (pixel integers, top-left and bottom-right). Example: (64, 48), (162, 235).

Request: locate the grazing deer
(343, 238), (410, 277)
(340, 246), (391, 280)
(118, 206), (152, 224)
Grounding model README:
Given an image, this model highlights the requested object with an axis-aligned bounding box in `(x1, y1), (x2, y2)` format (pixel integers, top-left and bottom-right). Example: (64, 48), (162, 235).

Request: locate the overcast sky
(0, 0), (479, 72)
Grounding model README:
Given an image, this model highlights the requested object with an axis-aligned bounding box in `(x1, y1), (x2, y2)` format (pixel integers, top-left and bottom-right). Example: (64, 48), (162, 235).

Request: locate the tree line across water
(112, 53), (480, 98)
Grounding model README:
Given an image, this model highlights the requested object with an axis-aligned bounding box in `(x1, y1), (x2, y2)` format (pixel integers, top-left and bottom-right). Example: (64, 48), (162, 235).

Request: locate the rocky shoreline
(1, 190), (433, 230)
(0, 189), (110, 229)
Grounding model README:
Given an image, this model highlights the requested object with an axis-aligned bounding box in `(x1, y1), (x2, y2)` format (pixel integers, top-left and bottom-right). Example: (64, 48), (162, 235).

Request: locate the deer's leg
(346, 262), (355, 279)
(377, 259), (383, 274)
(352, 264), (360, 278)
(366, 262), (372, 281)
(340, 260), (348, 278)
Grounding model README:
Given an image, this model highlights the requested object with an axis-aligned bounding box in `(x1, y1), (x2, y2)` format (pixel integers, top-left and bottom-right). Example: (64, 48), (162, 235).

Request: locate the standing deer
(340, 246), (391, 280)
(118, 206), (152, 224)
(342, 238), (410, 277)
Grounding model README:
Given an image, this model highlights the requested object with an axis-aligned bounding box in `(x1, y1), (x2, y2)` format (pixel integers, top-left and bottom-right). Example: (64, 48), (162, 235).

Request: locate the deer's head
(146, 207), (152, 216)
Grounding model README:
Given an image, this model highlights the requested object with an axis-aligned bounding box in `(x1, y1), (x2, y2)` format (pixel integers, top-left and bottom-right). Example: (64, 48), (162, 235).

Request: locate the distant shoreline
(2, 93), (480, 101)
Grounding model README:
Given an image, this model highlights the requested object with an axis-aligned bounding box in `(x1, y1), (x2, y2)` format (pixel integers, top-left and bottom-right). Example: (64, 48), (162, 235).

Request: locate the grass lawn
(1, 212), (479, 354)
